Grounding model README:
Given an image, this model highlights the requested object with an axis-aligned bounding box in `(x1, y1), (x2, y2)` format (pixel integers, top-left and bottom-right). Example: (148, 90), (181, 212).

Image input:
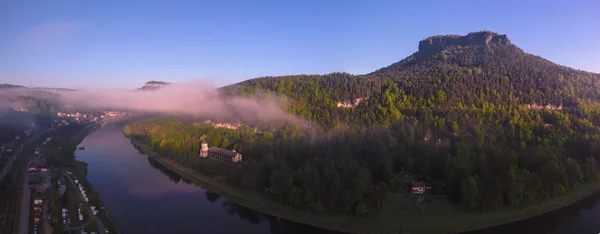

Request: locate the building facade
(199, 141), (243, 163)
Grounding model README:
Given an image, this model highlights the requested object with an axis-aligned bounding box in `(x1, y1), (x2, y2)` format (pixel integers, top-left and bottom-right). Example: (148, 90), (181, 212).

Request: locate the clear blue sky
(1, 0), (598, 90)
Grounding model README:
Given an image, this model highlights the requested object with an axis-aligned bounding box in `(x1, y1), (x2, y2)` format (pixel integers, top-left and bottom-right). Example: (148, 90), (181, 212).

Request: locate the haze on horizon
(0, 80), (300, 125)
(1, 0), (599, 90)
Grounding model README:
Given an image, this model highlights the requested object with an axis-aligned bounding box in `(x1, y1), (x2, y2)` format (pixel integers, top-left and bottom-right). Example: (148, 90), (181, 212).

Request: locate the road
(63, 172), (106, 234)
(17, 161), (32, 234)
(18, 148), (45, 234)
(0, 128), (52, 181)
(0, 128), (52, 234)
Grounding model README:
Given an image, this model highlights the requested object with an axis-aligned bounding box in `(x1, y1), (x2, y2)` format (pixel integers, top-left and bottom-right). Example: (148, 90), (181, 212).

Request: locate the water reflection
(136, 135), (348, 233)
(206, 190), (221, 203)
(75, 125), (349, 234)
(466, 191), (600, 234)
(146, 157), (195, 185)
(221, 200), (263, 224)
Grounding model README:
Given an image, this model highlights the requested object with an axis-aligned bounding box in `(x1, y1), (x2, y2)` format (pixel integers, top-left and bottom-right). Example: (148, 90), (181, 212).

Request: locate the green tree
(460, 177), (479, 211)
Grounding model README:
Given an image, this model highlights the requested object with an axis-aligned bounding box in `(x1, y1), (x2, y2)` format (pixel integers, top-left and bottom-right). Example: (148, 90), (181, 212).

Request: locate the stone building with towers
(199, 141), (243, 164)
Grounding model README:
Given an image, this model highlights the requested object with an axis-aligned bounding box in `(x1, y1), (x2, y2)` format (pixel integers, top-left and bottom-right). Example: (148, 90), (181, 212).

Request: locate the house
(412, 181), (427, 195)
(33, 197), (43, 205)
(198, 141), (243, 163)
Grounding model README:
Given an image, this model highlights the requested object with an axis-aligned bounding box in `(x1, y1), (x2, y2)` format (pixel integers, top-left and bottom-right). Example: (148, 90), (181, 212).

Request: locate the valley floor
(127, 136), (600, 234)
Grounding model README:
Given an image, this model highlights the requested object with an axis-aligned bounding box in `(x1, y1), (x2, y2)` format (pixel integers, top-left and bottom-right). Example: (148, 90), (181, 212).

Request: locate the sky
(1, 0), (599, 90)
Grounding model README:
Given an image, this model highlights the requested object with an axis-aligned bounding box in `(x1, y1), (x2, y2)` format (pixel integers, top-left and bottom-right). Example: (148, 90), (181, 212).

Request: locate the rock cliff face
(417, 31), (511, 56)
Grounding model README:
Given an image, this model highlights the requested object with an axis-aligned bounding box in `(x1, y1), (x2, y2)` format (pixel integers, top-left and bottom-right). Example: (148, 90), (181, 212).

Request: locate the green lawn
(130, 137), (600, 234)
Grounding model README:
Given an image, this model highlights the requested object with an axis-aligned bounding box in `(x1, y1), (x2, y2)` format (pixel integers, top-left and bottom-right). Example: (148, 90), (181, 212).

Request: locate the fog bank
(0, 80), (297, 124)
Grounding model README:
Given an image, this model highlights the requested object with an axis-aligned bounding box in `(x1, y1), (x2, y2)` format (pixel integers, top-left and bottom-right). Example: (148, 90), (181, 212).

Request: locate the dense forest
(125, 31), (600, 216)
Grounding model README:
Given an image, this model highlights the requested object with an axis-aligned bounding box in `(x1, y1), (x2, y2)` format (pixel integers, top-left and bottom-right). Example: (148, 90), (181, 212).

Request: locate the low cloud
(0, 79), (299, 125)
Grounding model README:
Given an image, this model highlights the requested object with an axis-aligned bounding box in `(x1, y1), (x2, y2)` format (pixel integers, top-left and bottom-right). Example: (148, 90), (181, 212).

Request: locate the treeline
(125, 100), (600, 214)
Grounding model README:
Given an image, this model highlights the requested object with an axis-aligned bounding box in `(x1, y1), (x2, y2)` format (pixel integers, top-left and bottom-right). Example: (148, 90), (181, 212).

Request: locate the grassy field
(128, 136), (600, 234)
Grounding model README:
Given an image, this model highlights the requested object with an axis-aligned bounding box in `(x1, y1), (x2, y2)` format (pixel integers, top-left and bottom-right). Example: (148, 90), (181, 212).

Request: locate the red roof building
(412, 181), (426, 195)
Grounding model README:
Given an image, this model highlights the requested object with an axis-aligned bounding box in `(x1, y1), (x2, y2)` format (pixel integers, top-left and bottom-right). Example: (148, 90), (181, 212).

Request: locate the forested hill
(221, 30), (600, 129)
(0, 86), (61, 115)
(127, 31), (600, 222)
(137, 81), (170, 90)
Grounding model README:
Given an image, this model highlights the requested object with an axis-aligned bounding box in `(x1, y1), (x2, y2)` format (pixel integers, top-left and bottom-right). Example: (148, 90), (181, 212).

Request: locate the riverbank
(127, 135), (600, 234)
(66, 123), (122, 234)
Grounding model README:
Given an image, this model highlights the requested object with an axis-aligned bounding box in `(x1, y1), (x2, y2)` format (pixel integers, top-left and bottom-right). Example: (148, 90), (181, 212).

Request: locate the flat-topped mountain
(417, 31), (511, 56)
(137, 81), (170, 90)
(223, 30), (600, 129)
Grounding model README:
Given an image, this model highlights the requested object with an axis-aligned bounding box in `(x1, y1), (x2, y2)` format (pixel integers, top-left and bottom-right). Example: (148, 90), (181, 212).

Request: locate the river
(74, 124), (600, 234)
(74, 123), (343, 234)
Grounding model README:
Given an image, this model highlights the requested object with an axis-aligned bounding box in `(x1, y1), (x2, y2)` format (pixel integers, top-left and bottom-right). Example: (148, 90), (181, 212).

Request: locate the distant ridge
(0, 84), (77, 92)
(0, 84), (25, 89)
(137, 81), (170, 91)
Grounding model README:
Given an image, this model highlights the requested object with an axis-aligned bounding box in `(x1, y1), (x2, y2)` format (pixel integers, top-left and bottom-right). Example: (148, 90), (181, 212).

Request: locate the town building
(412, 181), (432, 195)
(33, 196), (43, 205)
(412, 181), (426, 195)
(199, 141), (243, 163)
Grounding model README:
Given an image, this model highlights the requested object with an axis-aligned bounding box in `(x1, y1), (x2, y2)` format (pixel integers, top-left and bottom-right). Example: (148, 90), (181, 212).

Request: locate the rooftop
(209, 147), (239, 157)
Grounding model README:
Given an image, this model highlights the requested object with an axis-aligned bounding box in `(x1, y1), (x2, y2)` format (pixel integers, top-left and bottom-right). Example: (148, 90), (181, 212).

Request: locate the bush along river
(75, 123), (600, 234)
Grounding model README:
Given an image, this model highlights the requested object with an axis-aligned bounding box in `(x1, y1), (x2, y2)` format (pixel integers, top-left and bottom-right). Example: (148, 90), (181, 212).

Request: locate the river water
(74, 124), (342, 234)
(75, 124), (600, 234)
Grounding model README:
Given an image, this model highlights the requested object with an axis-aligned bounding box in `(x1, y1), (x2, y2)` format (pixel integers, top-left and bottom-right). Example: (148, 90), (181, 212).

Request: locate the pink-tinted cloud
(0, 79), (301, 125)
(22, 21), (80, 52)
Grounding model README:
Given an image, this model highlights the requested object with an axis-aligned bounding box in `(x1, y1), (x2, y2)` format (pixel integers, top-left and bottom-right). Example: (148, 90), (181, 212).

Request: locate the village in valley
(0, 108), (129, 234)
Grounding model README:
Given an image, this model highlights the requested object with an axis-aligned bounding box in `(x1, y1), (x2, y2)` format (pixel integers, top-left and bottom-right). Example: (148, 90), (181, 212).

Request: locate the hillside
(137, 81), (170, 91)
(0, 86), (62, 115)
(126, 30), (600, 233)
(222, 31), (600, 130)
